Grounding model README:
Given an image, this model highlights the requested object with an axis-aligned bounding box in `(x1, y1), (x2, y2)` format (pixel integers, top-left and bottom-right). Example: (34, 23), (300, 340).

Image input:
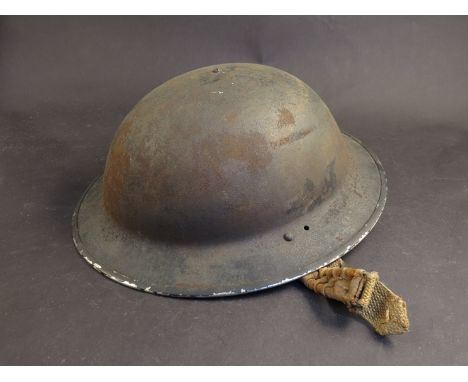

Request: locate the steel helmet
(73, 63), (386, 297)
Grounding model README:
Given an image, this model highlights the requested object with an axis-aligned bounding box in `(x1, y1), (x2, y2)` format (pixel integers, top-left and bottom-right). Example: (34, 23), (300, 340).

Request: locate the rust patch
(270, 127), (313, 148)
(186, 132), (273, 215)
(277, 108), (295, 128)
(102, 117), (132, 222)
(192, 131), (272, 178)
(221, 133), (272, 171)
(224, 112), (238, 125)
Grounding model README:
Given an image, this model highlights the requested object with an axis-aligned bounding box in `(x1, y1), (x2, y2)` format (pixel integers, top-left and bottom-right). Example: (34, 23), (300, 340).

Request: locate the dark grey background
(1, 16), (467, 365)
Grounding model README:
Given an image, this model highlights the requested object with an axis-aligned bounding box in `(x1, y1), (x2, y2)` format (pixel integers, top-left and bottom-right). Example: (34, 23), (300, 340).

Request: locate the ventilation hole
(304, 225), (310, 231)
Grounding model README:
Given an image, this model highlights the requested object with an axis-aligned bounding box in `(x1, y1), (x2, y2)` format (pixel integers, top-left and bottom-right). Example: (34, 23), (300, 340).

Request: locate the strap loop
(301, 259), (409, 335)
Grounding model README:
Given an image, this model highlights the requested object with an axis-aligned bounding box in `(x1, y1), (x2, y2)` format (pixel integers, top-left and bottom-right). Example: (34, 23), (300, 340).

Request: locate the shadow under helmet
(72, 63), (387, 297)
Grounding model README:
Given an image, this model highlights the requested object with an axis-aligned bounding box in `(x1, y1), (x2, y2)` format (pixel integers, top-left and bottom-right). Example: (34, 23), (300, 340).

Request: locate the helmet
(72, 63), (386, 297)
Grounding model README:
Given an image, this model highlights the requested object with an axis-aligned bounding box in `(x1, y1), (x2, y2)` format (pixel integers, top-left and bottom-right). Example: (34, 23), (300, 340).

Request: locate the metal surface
(72, 63), (387, 297)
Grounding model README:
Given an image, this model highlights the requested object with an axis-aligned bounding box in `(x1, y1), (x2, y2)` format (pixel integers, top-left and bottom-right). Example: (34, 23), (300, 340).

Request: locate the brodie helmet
(72, 63), (386, 298)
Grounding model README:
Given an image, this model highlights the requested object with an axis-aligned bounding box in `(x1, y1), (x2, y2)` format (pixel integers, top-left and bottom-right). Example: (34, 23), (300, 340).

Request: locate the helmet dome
(103, 63), (349, 242)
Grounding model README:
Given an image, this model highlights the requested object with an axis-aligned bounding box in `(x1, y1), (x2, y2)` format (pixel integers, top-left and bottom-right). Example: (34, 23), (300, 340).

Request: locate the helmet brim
(72, 133), (386, 297)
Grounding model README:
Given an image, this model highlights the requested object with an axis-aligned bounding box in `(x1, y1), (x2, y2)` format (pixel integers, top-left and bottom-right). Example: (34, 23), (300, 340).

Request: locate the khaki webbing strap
(301, 259), (409, 336)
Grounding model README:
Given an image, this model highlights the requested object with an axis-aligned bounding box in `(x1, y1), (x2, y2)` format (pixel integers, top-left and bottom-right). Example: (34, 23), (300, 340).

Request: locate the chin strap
(301, 259), (409, 336)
